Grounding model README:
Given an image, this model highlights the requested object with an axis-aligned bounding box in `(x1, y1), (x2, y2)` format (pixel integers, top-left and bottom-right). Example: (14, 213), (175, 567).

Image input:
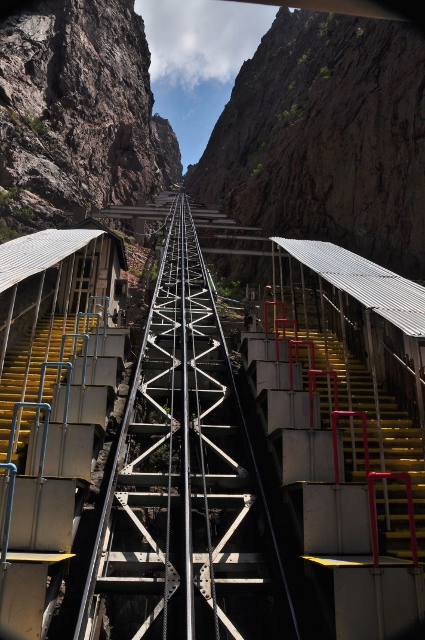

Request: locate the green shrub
(251, 163), (263, 177)
(319, 13), (334, 36)
(0, 224), (22, 243)
(21, 111), (48, 136)
(297, 54), (307, 65)
(0, 186), (21, 205)
(217, 278), (242, 299)
(0, 191), (11, 205)
(16, 207), (35, 223)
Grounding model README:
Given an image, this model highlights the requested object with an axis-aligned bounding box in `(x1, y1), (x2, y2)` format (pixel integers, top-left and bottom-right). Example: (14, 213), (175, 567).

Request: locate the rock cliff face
(0, 0), (181, 237)
(151, 113), (183, 186)
(186, 9), (425, 279)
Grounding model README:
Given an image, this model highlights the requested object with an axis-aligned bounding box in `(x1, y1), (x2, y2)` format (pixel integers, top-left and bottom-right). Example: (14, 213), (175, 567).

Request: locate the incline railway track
(72, 188), (300, 640)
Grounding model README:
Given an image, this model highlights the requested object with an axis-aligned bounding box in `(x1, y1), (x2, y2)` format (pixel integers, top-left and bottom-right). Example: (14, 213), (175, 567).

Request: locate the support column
(410, 337), (425, 465)
(0, 284), (18, 386)
(84, 238), (98, 314)
(272, 241), (276, 328)
(365, 309), (391, 530)
(62, 254), (76, 335)
(74, 243), (89, 335)
(318, 276), (332, 417)
(15, 271), (46, 449)
(300, 263), (309, 338)
(44, 261), (63, 361)
(338, 289), (356, 469)
(289, 256), (297, 324)
(278, 246), (284, 307)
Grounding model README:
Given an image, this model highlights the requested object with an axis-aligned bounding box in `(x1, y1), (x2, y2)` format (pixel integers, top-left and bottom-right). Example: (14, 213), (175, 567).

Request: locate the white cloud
(135, 0), (278, 87)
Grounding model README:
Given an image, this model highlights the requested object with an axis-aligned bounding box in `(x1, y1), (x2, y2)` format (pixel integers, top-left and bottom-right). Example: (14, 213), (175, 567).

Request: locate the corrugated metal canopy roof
(271, 238), (425, 337)
(0, 229), (104, 294)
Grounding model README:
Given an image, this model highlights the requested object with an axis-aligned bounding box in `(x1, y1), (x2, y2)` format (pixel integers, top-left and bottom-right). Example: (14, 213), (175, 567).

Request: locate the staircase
(0, 314), (89, 464)
(280, 287), (425, 560)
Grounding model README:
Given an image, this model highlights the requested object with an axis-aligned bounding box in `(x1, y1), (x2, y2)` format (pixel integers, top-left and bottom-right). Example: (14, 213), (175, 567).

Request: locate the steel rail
(185, 206), (220, 639)
(72, 195), (179, 640)
(180, 193), (195, 639)
(163, 203), (182, 638)
(185, 193), (302, 640)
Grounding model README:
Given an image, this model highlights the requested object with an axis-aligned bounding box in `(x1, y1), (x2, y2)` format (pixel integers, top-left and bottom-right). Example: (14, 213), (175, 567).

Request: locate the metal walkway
(77, 190), (300, 640)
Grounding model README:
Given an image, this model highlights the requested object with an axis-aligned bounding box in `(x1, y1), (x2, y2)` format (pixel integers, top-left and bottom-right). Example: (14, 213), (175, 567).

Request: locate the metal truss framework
(93, 192), (298, 640)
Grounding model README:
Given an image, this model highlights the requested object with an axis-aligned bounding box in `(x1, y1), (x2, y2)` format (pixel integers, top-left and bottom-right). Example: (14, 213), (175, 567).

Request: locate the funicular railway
(0, 188), (425, 640)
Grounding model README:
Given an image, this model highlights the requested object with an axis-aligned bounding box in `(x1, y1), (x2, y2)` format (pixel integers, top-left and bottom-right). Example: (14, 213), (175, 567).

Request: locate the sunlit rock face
(151, 113), (183, 187)
(0, 0), (181, 234)
(186, 9), (425, 279)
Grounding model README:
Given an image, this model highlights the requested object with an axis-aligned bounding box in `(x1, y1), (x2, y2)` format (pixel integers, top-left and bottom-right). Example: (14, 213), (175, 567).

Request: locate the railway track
(71, 189), (300, 640)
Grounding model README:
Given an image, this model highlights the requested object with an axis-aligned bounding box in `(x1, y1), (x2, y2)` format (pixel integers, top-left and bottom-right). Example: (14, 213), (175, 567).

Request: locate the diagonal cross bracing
(92, 190), (299, 640)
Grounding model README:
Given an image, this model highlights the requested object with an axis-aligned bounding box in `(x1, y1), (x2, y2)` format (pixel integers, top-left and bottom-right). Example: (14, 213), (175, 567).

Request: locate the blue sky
(151, 79), (234, 172)
(135, 0), (278, 172)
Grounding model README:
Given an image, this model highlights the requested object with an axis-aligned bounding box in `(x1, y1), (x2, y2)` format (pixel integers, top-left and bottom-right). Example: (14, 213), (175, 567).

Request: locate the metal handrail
(89, 296), (109, 337)
(274, 318), (298, 362)
(322, 292), (359, 329)
(77, 312), (101, 357)
(308, 369), (338, 428)
(367, 471), (418, 568)
(263, 301), (284, 339)
(289, 340), (315, 390)
(8, 402), (51, 481)
(60, 334), (89, 388)
(0, 462), (17, 570)
(0, 290), (54, 334)
(37, 363), (72, 427)
(331, 410), (369, 485)
(380, 340), (420, 380)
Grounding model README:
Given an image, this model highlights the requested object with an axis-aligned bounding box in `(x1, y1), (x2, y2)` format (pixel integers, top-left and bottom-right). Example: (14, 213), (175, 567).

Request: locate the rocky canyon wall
(0, 0), (182, 236)
(186, 9), (425, 279)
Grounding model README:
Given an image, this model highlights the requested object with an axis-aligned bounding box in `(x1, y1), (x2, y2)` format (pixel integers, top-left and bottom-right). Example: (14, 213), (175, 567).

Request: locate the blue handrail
(36, 363), (72, 427)
(0, 462), (17, 569)
(59, 334), (89, 387)
(89, 296), (110, 337)
(77, 312), (101, 357)
(8, 402), (51, 481)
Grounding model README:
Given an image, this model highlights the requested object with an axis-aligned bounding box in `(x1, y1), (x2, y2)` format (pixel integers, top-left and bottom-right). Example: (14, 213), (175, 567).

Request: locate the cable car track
(72, 189), (300, 640)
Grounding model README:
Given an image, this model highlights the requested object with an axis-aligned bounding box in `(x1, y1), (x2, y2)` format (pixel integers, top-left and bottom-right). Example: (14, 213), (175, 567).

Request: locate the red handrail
(308, 369), (338, 428)
(275, 319), (298, 362)
(367, 471), (419, 569)
(331, 411), (369, 485)
(263, 301), (284, 339)
(289, 340), (315, 390)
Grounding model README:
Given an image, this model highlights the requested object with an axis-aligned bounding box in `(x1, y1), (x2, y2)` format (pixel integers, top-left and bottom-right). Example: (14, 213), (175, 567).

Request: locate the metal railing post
(275, 319), (298, 362)
(289, 340), (315, 390)
(15, 271), (46, 449)
(288, 255), (297, 324)
(0, 462), (17, 572)
(73, 243), (89, 330)
(365, 309), (390, 530)
(410, 337), (425, 457)
(44, 261), (64, 361)
(60, 334), (89, 388)
(62, 253), (76, 336)
(300, 263), (309, 338)
(0, 284), (17, 386)
(338, 289), (356, 471)
(318, 275), (333, 419)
